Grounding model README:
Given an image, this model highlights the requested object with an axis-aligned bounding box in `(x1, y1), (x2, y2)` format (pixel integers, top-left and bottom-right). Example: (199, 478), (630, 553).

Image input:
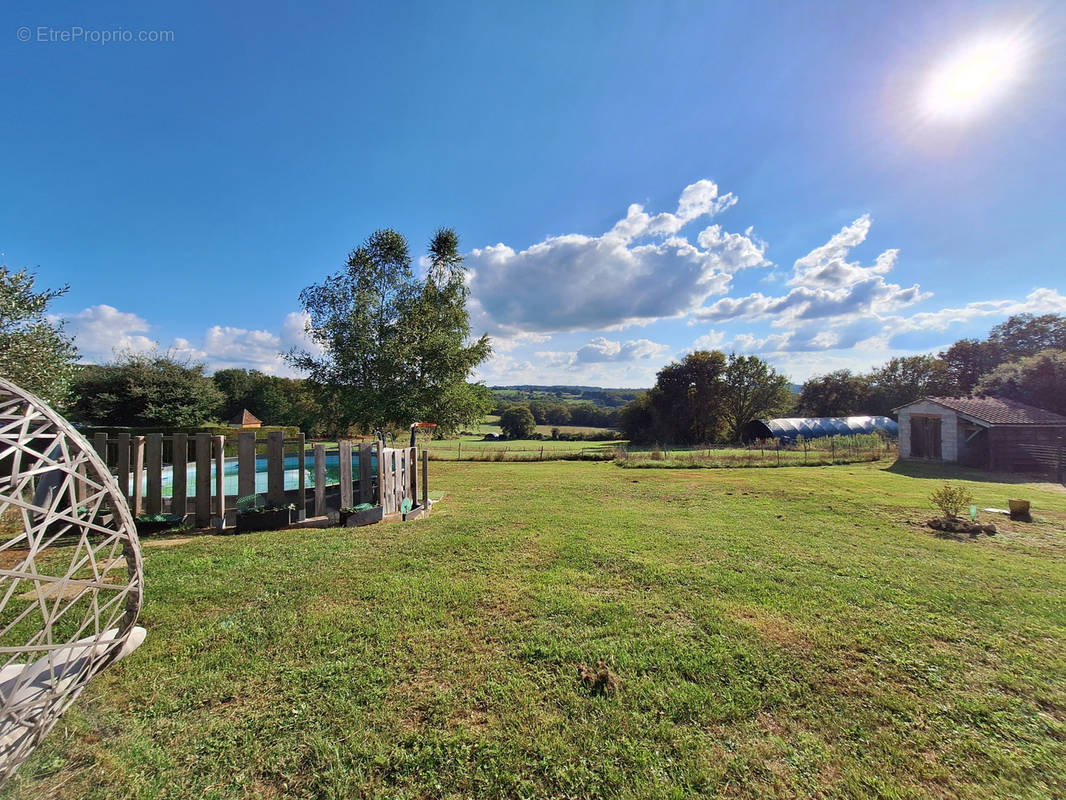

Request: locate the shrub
(929, 483), (975, 519)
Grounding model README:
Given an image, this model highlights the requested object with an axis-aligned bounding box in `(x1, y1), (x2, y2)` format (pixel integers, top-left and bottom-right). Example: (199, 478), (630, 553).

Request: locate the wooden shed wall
(988, 426), (1066, 474)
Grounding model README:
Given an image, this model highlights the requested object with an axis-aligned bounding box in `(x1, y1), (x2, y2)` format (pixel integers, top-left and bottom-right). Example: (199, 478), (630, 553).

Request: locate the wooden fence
(88, 431), (430, 527)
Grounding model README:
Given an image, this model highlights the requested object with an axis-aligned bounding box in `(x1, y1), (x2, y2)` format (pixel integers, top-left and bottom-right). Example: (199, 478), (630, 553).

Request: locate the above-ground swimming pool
(126, 452), (376, 497)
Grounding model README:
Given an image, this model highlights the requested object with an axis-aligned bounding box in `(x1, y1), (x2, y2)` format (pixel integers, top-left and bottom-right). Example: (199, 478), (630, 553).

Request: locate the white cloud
(57, 305), (157, 361)
(58, 306), (322, 376)
(575, 337), (670, 363)
(490, 331), (552, 353)
(693, 216), (926, 328)
(467, 179), (768, 334)
(691, 329), (726, 350)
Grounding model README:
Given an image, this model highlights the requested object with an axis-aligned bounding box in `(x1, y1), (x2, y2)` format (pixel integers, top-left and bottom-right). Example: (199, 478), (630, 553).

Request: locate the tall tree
(288, 228), (491, 435)
(988, 314), (1066, 360)
(796, 369), (871, 417)
(938, 338), (1005, 394)
(0, 266), (78, 407)
(70, 352), (223, 427)
(498, 405), (536, 439)
(866, 354), (957, 415)
(401, 229), (493, 434)
(722, 354), (793, 439)
(212, 368), (290, 423)
(619, 350), (730, 444)
(975, 349), (1066, 416)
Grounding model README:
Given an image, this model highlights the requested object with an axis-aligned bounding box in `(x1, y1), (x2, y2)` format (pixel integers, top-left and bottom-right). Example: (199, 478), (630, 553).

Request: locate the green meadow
(5, 459), (1065, 799)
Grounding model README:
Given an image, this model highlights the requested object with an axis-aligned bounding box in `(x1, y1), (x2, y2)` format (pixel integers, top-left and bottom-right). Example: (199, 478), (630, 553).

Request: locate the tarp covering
(742, 416), (899, 442)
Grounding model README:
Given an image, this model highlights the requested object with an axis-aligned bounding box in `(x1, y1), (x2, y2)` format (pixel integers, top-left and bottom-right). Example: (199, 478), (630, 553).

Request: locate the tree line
(796, 314), (1066, 418)
(63, 355), (492, 438)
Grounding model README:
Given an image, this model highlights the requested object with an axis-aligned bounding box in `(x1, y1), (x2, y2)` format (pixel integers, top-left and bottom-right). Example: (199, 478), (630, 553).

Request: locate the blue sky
(3, 0), (1064, 386)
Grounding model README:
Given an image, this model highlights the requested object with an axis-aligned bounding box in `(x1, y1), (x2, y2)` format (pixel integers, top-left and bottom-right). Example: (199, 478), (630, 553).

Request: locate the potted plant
(134, 513), (186, 535)
(235, 494), (296, 533)
(339, 503), (383, 527)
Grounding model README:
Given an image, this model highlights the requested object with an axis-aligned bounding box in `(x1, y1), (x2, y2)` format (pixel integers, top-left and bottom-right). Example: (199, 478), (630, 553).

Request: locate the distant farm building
(228, 409), (263, 429)
(742, 416), (898, 443)
(895, 396), (1066, 475)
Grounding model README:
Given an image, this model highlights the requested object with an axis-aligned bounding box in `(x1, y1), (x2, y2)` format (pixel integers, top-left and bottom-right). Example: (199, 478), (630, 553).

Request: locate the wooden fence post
(117, 433), (131, 505)
(238, 432), (257, 500)
(194, 433), (211, 527)
(297, 433), (306, 521)
(359, 442), (373, 504)
(146, 433), (163, 515)
(214, 435), (226, 525)
(313, 444), (326, 517)
(92, 432), (108, 463)
(132, 435), (145, 517)
(338, 440), (353, 509)
(266, 431), (284, 506)
(172, 433), (188, 518)
(409, 446), (418, 505)
(421, 449), (428, 509)
(379, 441), (388, 509)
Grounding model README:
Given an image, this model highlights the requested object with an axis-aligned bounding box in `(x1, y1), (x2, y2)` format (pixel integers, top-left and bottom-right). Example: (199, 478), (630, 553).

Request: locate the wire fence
(426, 443), (616, 462)
(424, 434), (897, 467)
(615, 434), (896, 469)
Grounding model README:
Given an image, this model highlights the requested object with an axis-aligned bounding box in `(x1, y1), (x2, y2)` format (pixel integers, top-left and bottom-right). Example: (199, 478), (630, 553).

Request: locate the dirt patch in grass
(141, 536), (197, 548)
(731, 606), (812, 650)
(0, 547), (30, 569)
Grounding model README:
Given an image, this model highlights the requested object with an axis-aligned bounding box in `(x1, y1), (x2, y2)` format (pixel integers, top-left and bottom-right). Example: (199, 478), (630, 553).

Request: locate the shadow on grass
(883, 458), (1064, 487)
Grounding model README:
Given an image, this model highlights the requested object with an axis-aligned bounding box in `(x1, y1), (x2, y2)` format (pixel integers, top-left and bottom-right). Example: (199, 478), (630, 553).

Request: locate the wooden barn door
(911, 416), (942, 459)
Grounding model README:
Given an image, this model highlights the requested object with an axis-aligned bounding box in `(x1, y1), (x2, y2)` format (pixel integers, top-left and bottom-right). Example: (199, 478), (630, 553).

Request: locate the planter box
(340, 506), (383, 527)
(236, 509), (293, 533)
(135, 515), (186, 535)
(403, 504), (427, 522)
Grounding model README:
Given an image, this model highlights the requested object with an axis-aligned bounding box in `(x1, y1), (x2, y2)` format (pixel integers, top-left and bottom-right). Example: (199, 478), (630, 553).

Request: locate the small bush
(929, 483), (975, 520)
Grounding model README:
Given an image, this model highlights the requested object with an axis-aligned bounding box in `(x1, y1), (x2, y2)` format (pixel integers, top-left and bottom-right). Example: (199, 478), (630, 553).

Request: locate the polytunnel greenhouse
(742, 416), (899, 443)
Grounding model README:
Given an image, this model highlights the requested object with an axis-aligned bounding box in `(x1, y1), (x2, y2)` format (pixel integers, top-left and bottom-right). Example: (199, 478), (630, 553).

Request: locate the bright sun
(922, 33), (1029, 121)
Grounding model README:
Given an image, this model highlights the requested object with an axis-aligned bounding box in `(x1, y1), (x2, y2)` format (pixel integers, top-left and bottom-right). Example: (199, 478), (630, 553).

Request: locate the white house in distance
(894, 396), (1066, 474)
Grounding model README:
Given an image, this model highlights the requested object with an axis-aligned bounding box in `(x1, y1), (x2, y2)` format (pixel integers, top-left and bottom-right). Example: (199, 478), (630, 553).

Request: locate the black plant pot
(339, 506), (383, 527)
(134, 515), (186, 535)
(236, 509), (293, 533)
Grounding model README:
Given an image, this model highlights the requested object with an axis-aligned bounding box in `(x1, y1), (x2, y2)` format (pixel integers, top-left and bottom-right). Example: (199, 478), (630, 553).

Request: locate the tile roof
(228, 409), (263, 426)
(920, 396), (1066, 426)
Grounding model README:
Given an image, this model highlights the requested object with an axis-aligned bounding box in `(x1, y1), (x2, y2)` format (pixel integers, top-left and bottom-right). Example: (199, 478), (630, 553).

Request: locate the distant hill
(490, 383), (800, 410)
(490, 385), (646, 409)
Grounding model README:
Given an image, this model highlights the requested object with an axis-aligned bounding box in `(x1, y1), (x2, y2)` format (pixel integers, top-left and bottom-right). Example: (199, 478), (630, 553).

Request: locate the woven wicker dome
(0, 377), (145, 780)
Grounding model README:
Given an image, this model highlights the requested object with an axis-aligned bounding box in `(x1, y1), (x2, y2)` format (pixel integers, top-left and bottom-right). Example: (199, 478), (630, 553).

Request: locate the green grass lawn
(5, 459), (1066, 799)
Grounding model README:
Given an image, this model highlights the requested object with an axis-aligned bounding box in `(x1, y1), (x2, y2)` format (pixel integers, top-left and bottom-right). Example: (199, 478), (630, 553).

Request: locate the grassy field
(476, 415), (619, 438)
(4, 459), (1066, 799)
(422, 421), (622, 461)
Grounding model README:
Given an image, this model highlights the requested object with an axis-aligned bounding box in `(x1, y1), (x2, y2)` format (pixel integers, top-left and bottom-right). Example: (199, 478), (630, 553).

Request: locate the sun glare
(922, 32), (1029, 121)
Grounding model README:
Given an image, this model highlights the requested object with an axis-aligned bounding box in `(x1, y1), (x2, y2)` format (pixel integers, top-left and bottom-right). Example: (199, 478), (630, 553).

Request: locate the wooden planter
(340, 506), (383, 527)
(134, 515), (186, 535)
(235, 509), (293, 533)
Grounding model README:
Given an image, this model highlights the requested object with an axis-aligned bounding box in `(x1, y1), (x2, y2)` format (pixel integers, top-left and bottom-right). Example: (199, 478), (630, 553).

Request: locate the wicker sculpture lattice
(0, 377), (145, 781)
